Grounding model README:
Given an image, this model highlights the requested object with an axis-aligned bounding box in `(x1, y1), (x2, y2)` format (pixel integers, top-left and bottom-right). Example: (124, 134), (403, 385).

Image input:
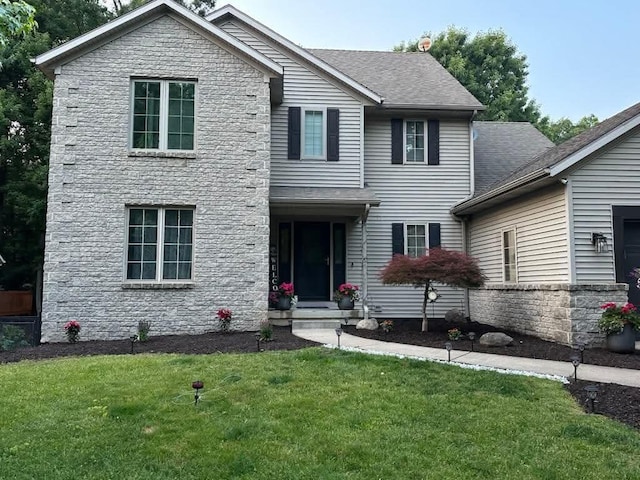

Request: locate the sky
(223, 0), (640, 122)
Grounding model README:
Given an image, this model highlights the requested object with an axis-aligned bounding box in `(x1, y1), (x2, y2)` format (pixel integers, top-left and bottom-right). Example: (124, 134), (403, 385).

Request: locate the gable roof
(207, 5), (382, 104)
(453, 101), (640, 215)
(34, 0), (283, 78)
(473, 121), (554, 195)
(309, 49), (484, 111)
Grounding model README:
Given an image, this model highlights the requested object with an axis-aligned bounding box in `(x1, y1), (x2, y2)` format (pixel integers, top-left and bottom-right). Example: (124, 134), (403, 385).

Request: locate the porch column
(362, 203), (371, 320)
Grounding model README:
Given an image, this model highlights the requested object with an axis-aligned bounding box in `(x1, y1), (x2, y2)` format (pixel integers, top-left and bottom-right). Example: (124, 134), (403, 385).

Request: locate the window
(405, 224), (427, 257)
(503, 228), (517, 282)
(126, 207), (194, 281)
(301, 108), (326, 159)
(405, 120), (425, 162)
(131, 80), (195, 151)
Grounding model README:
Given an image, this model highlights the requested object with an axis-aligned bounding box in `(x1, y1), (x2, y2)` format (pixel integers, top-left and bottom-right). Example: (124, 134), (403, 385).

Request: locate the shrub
(0, 325), (29, 351)
(259, 321), (273, 341)
(137, 320), (151, 342)
(217, 308), (233, 332)
(448, 328), (462, 341)
(380, 319), (394, 333)
(64, 320), (81, 343)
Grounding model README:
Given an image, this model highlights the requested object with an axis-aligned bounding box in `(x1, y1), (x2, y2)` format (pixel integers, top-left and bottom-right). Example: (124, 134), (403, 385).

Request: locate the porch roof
(269, 186), (380, 215)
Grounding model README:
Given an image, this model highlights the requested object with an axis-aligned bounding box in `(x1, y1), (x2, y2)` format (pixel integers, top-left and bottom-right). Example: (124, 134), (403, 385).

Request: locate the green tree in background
(0, 0), (36, 46)
(0, 0), (110, 289)
(396, 27), (598, 144)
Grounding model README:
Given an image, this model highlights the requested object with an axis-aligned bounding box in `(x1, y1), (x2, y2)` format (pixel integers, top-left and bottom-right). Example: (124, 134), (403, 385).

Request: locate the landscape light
(130, 335), (138, 354)
(254, 332), (262, 352)
(445, 342), (452, 362)
(468, 332), (476, 352)
(335, 327), (343, 349)
(584, 385), (599, 413)
(192, 380), (204, 406)
(577, 342), (585, 363)
(570, 355), (580, 381)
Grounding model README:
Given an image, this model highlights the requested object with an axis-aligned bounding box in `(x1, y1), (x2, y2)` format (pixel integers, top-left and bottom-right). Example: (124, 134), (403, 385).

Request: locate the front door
(294, 222), (330, 301)
(622, 220), (640, 307)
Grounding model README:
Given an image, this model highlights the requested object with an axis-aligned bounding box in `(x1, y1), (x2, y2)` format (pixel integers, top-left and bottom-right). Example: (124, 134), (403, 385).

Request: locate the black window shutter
(392, 223), (404, 256)
(391, 118), (403, 164)
(427, 119), (440, 165)
(429, 223), (441, 249)
(288, 107), (301, 160)
(327, 108), (339, 161)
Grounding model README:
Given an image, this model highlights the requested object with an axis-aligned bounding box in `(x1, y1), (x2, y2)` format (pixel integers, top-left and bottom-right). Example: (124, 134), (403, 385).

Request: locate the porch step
(291, 319), (344, 330)
(269, 307), (363, 327)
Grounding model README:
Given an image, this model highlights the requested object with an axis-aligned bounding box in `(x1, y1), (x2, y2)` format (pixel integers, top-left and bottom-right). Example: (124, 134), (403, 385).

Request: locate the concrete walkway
(293, 328), (640, 388)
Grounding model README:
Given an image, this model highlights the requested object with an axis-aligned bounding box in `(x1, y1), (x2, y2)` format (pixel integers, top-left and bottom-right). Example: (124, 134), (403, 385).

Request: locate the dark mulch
(1, 323), (639, 430)
(0, 327), (317, 364)
(344, 318), (640, 369)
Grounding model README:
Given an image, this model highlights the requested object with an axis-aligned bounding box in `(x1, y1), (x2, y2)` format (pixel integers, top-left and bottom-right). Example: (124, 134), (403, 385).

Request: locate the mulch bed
(1, 323), (638, 430)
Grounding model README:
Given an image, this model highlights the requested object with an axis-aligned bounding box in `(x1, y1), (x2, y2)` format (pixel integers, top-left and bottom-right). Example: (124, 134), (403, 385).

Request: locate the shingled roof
(309, 49), (484, 111)
(473, 122), (554, 195)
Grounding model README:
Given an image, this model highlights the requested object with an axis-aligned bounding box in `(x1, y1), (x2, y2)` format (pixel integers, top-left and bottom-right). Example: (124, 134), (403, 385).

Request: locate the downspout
(462, 112), (476, 319)
(362, 203), (371, 321)
(460, 216), (471, 319)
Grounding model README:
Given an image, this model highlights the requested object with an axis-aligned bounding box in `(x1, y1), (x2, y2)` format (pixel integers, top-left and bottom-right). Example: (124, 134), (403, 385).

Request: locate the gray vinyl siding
(218, 19), (364, 187)
(570, 127), (640, 283)
(468, 185), (569, 283)
(364, 117), (470, 318)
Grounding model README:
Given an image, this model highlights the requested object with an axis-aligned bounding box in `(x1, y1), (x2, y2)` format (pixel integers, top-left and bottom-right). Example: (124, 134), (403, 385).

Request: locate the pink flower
(217, 308), (232, 320)
(621, 303), (637, 314)
(600, 302), (617, 310)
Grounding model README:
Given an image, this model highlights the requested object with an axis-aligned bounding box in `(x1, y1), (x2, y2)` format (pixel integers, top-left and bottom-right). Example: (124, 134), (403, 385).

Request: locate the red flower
(217, 308), (232, 320)
(600, 302), (617, 310)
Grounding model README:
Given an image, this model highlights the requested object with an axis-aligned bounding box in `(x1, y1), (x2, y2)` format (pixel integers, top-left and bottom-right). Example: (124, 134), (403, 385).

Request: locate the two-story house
(35, 0), (486, 341)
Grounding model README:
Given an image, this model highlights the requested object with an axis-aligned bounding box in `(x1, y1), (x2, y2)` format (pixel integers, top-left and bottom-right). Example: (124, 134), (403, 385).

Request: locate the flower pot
(606, 323), (636, 354)
(338, 297), (354, 310)
(276, 297), (292, 311)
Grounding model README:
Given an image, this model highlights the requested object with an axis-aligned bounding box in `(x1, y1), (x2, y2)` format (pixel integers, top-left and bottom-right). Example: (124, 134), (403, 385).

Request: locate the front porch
(269, 301), (364, 327)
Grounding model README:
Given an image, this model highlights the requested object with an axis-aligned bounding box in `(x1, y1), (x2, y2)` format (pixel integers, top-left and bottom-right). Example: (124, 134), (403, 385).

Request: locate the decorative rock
(479, 332), (514, 347)
(444, 309), (465, 323)
(356, 318), (379, 330)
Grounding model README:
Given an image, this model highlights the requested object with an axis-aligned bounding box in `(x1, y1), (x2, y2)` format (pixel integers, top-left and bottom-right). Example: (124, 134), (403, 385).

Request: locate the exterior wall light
(591, 233), (609, 253)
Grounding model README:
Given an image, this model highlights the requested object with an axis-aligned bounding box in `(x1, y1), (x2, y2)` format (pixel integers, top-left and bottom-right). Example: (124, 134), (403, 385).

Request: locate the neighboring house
(453, 104), (640, 345)
(35, 0), (484, 341)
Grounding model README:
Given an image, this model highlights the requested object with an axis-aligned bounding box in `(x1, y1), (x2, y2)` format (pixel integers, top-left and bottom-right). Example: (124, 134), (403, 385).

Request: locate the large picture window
(126, 207), (194, 281)
(503, 228), (517, 283)
(132, 80), (195, 151)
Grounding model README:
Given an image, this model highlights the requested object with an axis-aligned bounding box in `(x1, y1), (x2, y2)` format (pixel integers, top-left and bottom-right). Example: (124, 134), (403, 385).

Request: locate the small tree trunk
(421, 283), (429, 332)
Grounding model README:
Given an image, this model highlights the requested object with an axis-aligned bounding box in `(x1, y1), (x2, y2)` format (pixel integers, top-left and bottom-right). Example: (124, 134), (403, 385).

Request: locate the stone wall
(469, 284), (629, 346)
(41, 16), (272, 341)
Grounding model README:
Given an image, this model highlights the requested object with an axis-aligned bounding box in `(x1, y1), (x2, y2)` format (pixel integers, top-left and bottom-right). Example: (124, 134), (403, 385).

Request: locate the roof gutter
(451, 168), (550, 215)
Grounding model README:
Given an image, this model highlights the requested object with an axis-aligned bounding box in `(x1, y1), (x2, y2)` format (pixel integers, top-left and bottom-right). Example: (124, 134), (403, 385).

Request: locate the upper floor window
(406, 224), (427, 257)
(502, 228), (517, 283)
(126, 207), (194, 282)
(405, 120), (425, 163)
(131, 80), (195, 151)
(302, 108), (326, 159)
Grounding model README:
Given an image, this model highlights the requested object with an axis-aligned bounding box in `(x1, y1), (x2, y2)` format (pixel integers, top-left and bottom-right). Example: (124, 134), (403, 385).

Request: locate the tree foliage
(112, 0), (216, 16)
(0, 0), (36, 46)
(380, 249), (485, 331)
(0, 0), (110, 289)
(395, 27), (597, 143)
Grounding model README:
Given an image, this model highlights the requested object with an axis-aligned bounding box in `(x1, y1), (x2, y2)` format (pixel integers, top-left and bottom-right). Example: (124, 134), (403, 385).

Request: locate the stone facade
(41, 16), (272, 341)
(469, 283), (628, 346)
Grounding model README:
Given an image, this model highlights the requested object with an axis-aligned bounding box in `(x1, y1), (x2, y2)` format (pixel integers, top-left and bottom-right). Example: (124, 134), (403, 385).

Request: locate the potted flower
(64, 320), (81, 343)
(334, 283), (360, 310)
(216, 308), (232, 332)
(598, 302), (640, 353)
(273, 282), (295, 311)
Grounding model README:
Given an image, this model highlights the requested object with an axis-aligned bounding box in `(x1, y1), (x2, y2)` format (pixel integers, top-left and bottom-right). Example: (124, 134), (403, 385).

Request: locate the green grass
(1, 348), (639, 479)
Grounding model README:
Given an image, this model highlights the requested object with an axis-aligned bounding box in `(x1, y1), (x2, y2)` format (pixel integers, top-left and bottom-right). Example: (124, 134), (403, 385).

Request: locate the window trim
(502, 227), (518, 283)
(129, 79), (197, 153)
(300, 106), (327, 160)
(404, 223), (428, 257)
(123, 206), (196, 284)
(403, 119), (427, 164)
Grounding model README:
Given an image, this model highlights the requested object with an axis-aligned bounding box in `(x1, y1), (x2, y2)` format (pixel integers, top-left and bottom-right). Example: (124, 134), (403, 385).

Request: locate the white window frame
(404, 223), (428, 257)
(502, 227), (518, 283)
(301, 107), (327, 160)
(124, 206), (195, 283)
(129, 79), (197, 153)
(403, 120), (427, 164)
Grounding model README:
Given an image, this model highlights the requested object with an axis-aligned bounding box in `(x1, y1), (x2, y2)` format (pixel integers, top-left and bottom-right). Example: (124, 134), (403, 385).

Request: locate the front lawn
(1, 349), (639, 479)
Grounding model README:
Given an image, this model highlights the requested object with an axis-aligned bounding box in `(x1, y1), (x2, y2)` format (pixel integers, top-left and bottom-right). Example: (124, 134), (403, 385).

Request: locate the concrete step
(291, 319), (346, 330)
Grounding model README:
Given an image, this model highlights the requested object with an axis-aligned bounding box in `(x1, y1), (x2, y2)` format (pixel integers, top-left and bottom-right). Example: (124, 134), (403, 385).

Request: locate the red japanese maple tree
(380, 248), (485, 331)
